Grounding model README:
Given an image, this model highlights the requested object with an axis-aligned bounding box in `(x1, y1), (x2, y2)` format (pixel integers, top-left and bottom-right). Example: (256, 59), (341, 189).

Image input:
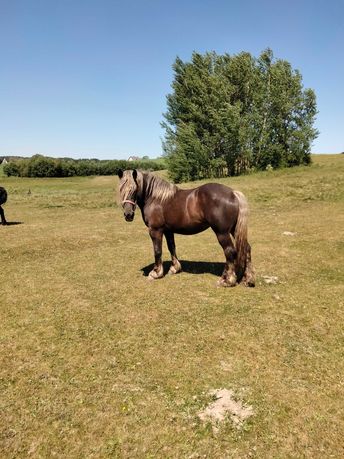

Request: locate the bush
(3, 162), (21, 177)
(3, 156), (166, 178)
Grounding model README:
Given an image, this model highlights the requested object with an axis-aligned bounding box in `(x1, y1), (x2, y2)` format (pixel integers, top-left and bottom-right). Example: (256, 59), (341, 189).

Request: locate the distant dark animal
(118, 170), (255, 287)
(0, 186), (7, 225)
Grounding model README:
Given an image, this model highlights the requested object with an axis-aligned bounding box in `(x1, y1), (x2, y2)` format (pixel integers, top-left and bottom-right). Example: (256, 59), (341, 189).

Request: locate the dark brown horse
(0, 186), (7, 225)
(118, 169), (255, 287)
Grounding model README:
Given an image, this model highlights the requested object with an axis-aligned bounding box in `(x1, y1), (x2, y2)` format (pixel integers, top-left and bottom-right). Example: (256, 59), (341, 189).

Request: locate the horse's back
(197, 183), (238, 209)
(198, 182), (235, 197)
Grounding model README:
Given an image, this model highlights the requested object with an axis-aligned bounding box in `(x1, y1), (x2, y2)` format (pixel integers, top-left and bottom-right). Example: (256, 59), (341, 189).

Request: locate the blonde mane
(143, 172), (177, 203)
(119, 170), (177, 203)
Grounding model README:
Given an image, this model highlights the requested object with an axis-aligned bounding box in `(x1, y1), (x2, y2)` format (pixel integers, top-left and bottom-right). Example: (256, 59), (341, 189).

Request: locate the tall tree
(162, 49), (318, 182)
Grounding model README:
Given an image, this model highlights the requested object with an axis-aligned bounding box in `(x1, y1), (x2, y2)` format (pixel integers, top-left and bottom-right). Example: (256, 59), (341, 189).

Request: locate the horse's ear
(132, 169), (137, 180)
(118, 169), (123, 179)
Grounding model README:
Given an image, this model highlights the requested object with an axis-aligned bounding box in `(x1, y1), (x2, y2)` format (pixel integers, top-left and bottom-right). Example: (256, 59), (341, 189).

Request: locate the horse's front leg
(148, 228), (164, 280)
(165, 231), (182, 275)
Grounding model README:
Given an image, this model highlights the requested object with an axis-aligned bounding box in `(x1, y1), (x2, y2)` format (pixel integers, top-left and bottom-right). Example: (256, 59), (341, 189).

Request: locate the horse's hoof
(168, 266), (181, 275)
(148, 269), (164, 280)
(242, 273), (256, 287)
(243, 279), (255, 287)
(217, 276), (237, 288)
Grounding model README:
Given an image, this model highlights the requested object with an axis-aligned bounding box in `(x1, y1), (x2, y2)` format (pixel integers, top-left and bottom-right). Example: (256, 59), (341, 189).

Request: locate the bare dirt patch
(262, 275), (279, 284)
(198, 389), (254, 429)
(282, 231), (297, 236)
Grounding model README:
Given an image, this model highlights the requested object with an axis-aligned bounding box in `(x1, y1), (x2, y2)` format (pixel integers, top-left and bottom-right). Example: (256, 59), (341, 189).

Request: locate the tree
(27, 155), (58, 177)
(162, 49), (318, 182)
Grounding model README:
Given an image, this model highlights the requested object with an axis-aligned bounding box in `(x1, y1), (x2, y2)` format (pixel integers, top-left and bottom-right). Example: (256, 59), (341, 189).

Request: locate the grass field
(1, 155), (343, 458)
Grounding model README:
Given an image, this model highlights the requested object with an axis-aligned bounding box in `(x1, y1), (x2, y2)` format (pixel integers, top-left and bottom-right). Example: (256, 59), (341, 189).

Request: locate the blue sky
(1, 0), (343, 159)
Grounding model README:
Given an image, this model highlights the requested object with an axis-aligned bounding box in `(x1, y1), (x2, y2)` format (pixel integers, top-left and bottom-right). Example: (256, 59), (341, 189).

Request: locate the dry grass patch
(1, 155), (344, 458)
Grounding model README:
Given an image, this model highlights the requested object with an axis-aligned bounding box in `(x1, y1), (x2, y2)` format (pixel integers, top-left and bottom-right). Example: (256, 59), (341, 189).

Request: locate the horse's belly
(168, 221), (209, 235)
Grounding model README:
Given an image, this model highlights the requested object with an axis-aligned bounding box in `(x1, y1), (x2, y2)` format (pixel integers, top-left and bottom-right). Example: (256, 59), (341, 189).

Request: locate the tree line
(3, 155), (166, 178)
(162, 49), (318, 182)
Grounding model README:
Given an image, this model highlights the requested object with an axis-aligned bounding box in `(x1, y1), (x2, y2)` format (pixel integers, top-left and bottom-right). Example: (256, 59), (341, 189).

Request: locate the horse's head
(118, 169), (139, 222)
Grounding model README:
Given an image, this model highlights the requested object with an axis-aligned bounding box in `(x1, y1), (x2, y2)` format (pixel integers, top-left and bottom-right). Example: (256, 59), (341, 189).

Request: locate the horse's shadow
(1, 222), (23, 226)
(141, 260), (223, 277)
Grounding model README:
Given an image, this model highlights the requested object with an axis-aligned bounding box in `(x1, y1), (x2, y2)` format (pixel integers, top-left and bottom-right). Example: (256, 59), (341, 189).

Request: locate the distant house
(128, 156), (140, 162)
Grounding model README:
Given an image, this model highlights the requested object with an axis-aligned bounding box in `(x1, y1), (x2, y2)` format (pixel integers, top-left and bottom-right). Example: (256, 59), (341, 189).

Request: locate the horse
(118, 169), (255, 287)
(0, 186), (7, 225)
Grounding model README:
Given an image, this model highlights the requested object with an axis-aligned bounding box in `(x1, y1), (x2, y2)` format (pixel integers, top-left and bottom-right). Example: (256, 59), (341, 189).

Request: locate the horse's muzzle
(123, 201), (136, 222)
(124, 213), (135, 222)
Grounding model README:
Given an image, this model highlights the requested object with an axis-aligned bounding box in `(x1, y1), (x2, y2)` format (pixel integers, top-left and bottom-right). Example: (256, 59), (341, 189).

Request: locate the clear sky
(1, 0), (343, 159)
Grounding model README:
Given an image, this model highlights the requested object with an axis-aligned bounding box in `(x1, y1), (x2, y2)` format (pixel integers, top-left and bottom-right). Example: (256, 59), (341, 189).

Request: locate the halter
(122, 199), (137, 210)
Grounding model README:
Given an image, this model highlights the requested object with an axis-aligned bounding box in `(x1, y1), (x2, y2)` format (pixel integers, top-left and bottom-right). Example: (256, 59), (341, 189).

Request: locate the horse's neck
(138, 173), (149, 206)
(139, 173), (176, 206)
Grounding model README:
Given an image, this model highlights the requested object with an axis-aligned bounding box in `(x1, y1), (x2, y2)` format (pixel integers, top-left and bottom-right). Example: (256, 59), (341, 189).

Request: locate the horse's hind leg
(242, 242), (255, 287)
(165, 231), (181, 275)
(0, 206), (6, 225)
(215, 232), (237, 287)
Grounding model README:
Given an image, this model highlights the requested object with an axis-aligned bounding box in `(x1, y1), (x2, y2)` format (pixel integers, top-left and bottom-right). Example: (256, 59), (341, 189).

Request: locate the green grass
(1, 155), (344, 458)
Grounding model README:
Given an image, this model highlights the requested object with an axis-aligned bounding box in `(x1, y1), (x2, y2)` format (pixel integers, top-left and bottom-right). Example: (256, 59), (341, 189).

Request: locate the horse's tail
(233, 190), (249, 279)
